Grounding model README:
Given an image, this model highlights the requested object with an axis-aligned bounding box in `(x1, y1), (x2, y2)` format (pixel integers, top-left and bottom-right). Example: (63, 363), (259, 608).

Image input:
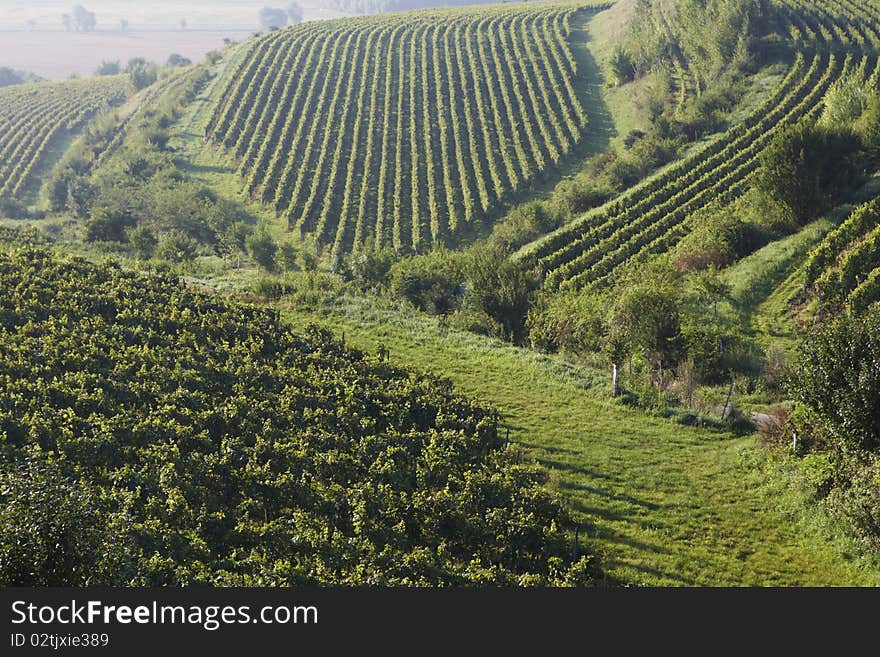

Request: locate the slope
(263, 290), (880, 585)
(199, 2), (610, 260)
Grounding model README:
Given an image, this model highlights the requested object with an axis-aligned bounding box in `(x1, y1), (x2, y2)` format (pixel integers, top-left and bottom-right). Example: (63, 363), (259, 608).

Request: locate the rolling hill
(204, 3), (606, 260)
(0, 75), (131, 200)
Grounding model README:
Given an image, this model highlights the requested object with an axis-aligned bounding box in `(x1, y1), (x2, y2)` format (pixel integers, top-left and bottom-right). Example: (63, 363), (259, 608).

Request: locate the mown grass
(261, 290), (880, 586)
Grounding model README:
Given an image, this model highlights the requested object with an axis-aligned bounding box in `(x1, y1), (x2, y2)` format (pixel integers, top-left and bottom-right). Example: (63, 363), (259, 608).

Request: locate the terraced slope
(0, 76), (131, 199)
(515, 0), (880, 291)
(805, 197), (880, 313)
(205, 3), (606, 260)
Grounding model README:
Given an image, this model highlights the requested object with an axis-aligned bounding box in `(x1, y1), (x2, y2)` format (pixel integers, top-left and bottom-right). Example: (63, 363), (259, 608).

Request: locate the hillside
(516, 0), (880, 291)
(3, 0), (880, 588)
(0, 248), (596, 586)
(0, 76), (131, 201)
(204, 3), (604, 259)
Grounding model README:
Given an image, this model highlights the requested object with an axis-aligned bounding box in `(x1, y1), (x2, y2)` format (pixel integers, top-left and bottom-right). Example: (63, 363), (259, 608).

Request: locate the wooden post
(721, 379), (735, 420)
(612, 363), (619, 398)
(688, 363), (694, 408)
(572, 527), (580, 561)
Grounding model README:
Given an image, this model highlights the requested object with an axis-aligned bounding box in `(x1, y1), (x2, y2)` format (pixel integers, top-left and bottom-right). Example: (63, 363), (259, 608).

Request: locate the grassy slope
(264, 293), (880, 586)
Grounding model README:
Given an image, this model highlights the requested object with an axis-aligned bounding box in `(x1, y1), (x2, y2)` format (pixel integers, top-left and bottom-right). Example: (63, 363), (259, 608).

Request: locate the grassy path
(274, 296), (880, 585)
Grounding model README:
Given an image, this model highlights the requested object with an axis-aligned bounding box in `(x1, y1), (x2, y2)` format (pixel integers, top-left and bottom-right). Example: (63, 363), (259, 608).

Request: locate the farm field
(2, 0), (880, 591)
(0, 75), (130, 199)
(0, 30), (253, 80)
(203, 3), (603, 260)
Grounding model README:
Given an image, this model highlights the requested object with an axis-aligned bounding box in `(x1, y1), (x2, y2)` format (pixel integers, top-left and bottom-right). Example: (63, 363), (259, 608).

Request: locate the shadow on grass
(536, 456), (620, 481)
(559, 479), (662, 512)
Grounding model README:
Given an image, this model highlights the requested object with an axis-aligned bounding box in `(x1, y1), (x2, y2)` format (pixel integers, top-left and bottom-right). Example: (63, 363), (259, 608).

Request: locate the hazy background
(0, 1), (347, 79)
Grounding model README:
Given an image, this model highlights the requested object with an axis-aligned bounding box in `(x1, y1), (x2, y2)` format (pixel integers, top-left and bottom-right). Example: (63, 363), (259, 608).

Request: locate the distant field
(0, 30), (253, 79)
(0, 0), (347, 79)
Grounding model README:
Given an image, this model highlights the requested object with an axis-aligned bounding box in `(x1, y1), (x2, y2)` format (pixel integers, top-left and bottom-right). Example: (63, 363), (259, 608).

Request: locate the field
(0, 30), (253, 80)
(0, 75), (131, 199)
(205, 3), (603, 259)
(265, 290), (880, 585)
(514, 0), (880, 291)
(2, 0), (880, 588)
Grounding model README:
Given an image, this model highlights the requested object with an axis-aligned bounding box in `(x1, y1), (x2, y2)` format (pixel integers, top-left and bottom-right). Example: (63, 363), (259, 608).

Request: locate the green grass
(248, 288), (880, 586)
(582, 0), (656, 148)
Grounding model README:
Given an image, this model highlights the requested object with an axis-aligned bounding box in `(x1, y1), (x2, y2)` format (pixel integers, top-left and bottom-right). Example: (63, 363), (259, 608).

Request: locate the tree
(167, 53), (192, 67)
(464, 244), (534, 343)
(246, 230), (278, 272)
(156, 230), (198, 263)
(612, 276), (684, 374)
(120, 18), (128, 31)
(259, 7), (288, 30)
(287, 2), (305, 23)
(757, 119), (862, 226)
(95, 60), (121, 76)
(790, 310), (880, 454)
(127, 224), (158, 260)
(126, 58), (158, 90)
(64, 5), (96, 32)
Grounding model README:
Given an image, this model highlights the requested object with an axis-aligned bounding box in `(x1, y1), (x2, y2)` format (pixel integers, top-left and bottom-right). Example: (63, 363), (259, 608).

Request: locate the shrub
(389, 250), (464, 314)
(246, 230), (278, 272)
(156, 230), (198, 263)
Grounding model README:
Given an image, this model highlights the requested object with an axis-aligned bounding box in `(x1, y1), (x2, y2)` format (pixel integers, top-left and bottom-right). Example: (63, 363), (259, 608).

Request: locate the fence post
(721, 379), (735, 420)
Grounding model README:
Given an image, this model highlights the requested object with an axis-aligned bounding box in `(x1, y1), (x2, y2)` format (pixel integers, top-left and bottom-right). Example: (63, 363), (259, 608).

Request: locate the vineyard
(0, 76), (131, 200)
(0, 249), (596, 586)
(805, 197), (880, 313)
(514, 0), (880, 292)
(205, 3), (604, 259)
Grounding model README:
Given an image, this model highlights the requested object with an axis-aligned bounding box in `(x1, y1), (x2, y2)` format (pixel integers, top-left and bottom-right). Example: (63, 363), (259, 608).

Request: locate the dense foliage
(789, 309), (880, 547)
(0, 68), (42, 88)
(0, 250), (597, 586)
(46, 66), (258, 265)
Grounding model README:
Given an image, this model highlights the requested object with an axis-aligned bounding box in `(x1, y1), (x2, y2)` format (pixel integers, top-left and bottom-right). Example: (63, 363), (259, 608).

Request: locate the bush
(0, 461), (136, 586)
(493, 201), (563, 253)
(127, 224), (158, 259)
(156, 230), (199, 263)
(246, 230), (278, 272)
(463, 245), (535, 343)
(551, 176), (614, 217)
(389, 250), (464, 314)
(756, 119), (863, 225)
(95, 60), (121, 76)
(85, 207), (135, 243)
(0, 196), (29, 219)
(349, 247), (397, 290)
(527, 290), (608, 355)
(790, 310), (880, 454)
(126, 58), (158, 90)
